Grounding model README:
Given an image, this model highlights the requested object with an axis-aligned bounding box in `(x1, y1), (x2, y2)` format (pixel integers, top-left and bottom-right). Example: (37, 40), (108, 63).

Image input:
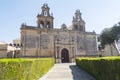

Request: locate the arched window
(44, 11), (47, 16)
(39, 21), (44, 28)
(47, 22), (50, 29)
(74, 25), (78, 30)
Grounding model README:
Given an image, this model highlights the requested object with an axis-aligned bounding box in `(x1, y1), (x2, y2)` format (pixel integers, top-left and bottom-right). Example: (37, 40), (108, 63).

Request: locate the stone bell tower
(37, 4), (54, 29)
(72, 10), (85, 31)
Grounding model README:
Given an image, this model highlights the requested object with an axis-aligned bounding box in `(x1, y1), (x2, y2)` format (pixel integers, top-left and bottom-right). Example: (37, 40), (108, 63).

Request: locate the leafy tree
(100, 28), (114, 46)
(100, 28), (114, 55)
(100, 22), (120, 55)
(111, 24), (120, 41)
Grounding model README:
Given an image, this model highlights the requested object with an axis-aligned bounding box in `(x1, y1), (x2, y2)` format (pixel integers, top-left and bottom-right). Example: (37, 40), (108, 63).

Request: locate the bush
(0, 58), (54, 80)
(76, 57), (120, 80)
(28, 58), (54, 80)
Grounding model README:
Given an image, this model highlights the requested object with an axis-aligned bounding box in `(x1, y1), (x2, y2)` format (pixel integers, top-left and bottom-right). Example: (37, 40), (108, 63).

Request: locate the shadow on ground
(69, 65), (96, 80)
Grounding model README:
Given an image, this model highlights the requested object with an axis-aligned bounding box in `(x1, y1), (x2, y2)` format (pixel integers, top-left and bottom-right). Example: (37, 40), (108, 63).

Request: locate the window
(47, 22), (50, 28)
(44, 11), (47, 16)
(39, 21), (44, 28)
(97, 37), (100, 41)
(74, 25), (78, 30)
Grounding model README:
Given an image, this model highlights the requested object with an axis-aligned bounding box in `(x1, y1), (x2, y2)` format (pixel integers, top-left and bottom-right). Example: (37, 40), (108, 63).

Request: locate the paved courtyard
(39, 63), (96, 80)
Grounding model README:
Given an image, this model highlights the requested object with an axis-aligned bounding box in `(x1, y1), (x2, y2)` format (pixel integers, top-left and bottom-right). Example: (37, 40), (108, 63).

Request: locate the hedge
(76, 57), (120, 80)
(0, 58), (54, 80)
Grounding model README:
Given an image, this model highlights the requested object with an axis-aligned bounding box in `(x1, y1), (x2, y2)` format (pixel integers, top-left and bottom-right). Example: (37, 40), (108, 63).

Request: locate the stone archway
(61, 48), (69, 63)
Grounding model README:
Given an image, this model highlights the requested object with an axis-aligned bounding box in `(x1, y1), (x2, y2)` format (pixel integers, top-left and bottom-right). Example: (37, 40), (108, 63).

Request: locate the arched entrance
(61, 48), (69, 63)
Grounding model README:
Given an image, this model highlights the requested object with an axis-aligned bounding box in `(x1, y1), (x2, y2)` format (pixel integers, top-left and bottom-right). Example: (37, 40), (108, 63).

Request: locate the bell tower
(37, 4), (54, 29)
(72, 10), (85, 31)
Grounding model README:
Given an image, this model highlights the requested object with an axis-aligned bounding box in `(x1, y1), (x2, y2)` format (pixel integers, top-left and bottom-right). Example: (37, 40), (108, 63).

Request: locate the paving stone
(39, 63), (96, 80)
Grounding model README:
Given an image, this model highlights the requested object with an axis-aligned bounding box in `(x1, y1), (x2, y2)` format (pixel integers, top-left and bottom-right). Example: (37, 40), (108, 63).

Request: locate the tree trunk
(112, 43), (119, 55)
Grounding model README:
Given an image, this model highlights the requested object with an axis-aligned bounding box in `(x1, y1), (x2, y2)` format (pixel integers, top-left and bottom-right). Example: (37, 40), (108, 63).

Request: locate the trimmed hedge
(0, 58), (54, 80)
(76, 57), (120, 80)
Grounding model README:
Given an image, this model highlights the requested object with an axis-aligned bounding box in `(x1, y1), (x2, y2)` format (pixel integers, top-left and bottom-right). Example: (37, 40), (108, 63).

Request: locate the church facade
(20, 4), (97, 63)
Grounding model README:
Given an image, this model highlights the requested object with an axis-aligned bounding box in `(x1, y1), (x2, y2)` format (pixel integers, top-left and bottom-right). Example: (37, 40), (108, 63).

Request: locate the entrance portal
(61, 48), (69, 63)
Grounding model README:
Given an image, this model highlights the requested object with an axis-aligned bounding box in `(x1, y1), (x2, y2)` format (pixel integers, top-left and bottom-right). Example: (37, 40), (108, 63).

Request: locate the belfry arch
(39, 21), (44, 28)
(46, 22), (50, 29)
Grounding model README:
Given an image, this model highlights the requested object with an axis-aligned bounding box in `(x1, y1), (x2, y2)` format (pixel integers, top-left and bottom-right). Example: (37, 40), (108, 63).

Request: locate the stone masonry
(20, 4), (97, 63)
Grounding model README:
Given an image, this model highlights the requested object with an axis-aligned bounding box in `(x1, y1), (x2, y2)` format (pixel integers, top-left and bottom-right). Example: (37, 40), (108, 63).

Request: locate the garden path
(39, 63), (96, 80)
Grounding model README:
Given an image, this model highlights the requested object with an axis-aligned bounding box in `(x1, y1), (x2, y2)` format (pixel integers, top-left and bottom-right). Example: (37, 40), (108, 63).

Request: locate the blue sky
(0, 0), (120, 43)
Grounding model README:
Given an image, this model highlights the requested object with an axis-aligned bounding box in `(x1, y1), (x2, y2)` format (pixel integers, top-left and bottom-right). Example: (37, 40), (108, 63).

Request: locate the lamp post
(98, 45), (104, 57)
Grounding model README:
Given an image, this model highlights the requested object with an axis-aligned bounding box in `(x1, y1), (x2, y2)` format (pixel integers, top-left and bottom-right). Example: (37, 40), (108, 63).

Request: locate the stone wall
(21, 27), (97, 62)
(98, 44), (119, 56)
(0, 44), (7, 58)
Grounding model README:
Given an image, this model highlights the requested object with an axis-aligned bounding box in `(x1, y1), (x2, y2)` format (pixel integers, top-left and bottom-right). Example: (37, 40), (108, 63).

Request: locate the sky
(0, 0), (120, 43)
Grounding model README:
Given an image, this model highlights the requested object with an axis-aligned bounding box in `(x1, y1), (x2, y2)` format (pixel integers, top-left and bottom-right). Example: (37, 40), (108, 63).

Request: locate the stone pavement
(39, 63), (96, 80)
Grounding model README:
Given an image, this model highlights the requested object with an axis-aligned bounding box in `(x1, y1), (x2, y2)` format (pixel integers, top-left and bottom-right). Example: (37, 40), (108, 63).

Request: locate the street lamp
(98, 45), (104, 57)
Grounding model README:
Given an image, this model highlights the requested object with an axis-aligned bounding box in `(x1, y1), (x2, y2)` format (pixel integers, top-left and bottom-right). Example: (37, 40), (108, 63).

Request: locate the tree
(100, 22), (120, 56)
(100, 28), (114, 55)
(111, 24), (120, 41)
(100, 28), (114, 46)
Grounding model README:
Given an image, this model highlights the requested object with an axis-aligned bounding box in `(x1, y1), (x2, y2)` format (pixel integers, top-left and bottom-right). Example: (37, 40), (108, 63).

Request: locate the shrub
(0, 58), (54, 80)
(76, 57), (120, 80)
(28, 58), (54, 80)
